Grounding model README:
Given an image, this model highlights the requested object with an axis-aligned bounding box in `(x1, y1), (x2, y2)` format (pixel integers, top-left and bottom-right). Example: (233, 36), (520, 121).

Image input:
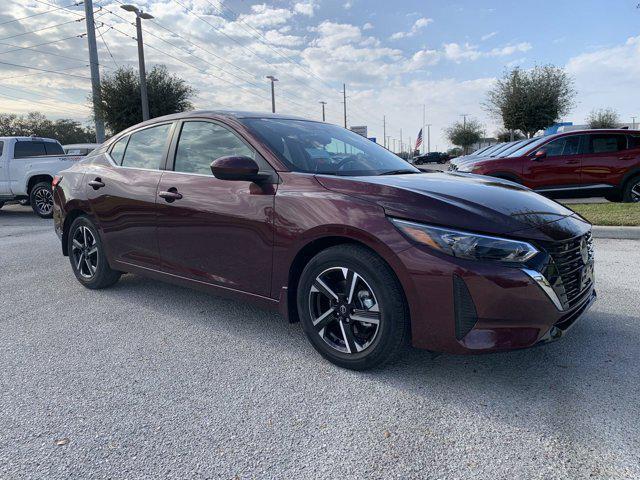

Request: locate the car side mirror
(210, 156), (270, 182)
(533, 149), (547, 161)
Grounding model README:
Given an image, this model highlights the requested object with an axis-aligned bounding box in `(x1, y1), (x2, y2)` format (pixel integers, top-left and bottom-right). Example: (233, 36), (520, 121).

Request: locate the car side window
(174, 121), (255, 175)
(110, 135), (129, 164)
(44, 142), (64, 155)
(543, 136), (581, 157)
(629, 135), (640, 150)
(14, 141), (46, 158)
(0, 141), (4, 156)
(121, 124), (171, 170)
(589, 134), (626, 154)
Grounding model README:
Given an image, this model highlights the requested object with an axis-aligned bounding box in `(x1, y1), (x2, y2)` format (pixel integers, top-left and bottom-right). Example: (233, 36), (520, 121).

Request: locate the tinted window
(629, 135), (640, 149)
(14, 141), (46, 158)
(110, 135), (129, 164)
(174, 121), (255, 175)
(44, 142), (64, 155)
(0, 141), (3, 156)
(543, 136), (582, 157)
(589, 134), (626, 154)
(121, 124), (171, 169)
(241, 118), (419, 176)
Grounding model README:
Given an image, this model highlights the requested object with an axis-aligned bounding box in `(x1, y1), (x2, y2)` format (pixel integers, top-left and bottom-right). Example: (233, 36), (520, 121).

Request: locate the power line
(0, 18), (85, 41)
(0, 60), (91, 80)
(0, 33), (86, 55)
(0, 1), (84, 26)
(0, 36), (104, 68)
(95, 24), (119, 68)
(0, 63), (88, 80)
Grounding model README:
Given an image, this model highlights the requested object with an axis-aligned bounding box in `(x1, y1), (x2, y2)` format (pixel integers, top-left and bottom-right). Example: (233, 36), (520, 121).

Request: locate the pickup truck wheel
(30, 182), (54, 218)
(622, 177), (640, 203)
(68, 216), (121, 289)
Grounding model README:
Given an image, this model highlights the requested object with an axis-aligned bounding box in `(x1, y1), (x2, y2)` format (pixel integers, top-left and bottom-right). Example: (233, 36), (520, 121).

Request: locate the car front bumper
(396, 245), (596, 354)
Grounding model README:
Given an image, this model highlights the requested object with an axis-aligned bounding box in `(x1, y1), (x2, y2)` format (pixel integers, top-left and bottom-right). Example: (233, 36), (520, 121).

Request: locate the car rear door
(86, 122), (174, 269)
(522, 135), (584, 190)
(0, 141), (7, 195)
(580, 133), (633, 187)
(156, 119), (276, 297)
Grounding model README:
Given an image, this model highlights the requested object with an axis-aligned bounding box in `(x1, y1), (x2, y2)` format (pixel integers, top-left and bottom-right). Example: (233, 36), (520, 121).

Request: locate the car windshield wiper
(379, 169), (419, 175)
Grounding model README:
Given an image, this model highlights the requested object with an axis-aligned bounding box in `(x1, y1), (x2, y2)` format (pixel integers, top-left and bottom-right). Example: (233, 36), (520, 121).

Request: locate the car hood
(316, 172), (590, 241)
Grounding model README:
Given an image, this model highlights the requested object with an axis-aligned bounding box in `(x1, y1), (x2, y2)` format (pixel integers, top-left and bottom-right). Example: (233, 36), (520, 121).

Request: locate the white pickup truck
(0, 136), (83, 218)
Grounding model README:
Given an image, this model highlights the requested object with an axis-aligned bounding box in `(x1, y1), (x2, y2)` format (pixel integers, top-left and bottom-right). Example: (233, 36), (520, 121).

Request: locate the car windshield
(475, 143), (504, 157)
(506, 136), (549, 157)
(241, 118), (419, 176)
(496, 138), (537, 157)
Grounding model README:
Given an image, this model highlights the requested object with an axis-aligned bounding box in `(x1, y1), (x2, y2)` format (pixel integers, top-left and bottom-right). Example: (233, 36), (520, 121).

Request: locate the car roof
(63, 143), (101, 148)
(0, 136), (59, 142)
(149, 110), (312, 123)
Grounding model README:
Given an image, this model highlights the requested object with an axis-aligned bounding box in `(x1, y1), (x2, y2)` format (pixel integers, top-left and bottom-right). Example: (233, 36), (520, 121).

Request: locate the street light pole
(342, 83), (347, 128)
(425, 124), (432, 153)
(121, 5), (154, 121)
(266, 76), (278, 113)
(319, 101), (326, 121)
(633, 116), (637, 130)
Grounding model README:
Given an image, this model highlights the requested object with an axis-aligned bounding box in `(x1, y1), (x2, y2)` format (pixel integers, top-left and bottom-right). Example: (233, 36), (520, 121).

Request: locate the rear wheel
(30, 181), (54, 218)
(67, 216), (121, 289)
(297, 245), (409, 370)
(622, 176), (640, 203)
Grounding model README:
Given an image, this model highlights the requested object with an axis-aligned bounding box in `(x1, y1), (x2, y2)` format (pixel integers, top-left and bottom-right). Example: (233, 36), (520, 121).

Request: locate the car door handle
(88, 178), (105, 189)
(158, 189), (183, 202)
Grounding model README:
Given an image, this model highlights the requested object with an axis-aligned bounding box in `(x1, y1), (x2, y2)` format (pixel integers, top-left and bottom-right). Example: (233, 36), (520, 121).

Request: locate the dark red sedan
(53, 111), (596, 369)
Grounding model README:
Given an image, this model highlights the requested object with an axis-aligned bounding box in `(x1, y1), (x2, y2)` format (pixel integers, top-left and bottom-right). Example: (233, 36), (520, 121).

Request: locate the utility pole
(633, 116), (637, 130)
(342, 83), (347, 128)
(84, 0), (105, 142)
(319, 101), (326, 121)
(426, 124), (432, 153)
(385, 135), (391, 150)
(392, 139), (396, 152)
(383, 115), (386, 148)
(399, 128), (403, 154)
(266, 75), (278, 113)
(121, 5), (154, 121)
(422, 104), (426, 155)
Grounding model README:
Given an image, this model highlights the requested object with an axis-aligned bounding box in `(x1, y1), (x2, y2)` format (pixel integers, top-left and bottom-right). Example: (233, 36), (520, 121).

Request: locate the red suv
(452, 129), (640, 202)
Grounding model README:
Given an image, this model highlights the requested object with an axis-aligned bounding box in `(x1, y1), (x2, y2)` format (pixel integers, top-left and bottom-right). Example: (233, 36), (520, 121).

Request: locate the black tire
(29, 181), (54, 218)
(67, 216), (121, 289)
(297, 245), (409, 370)
(622, 176), (640, 203)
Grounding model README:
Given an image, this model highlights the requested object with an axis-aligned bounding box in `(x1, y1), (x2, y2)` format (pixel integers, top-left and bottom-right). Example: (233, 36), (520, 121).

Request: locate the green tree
(445, 119), (483, 154)
(96, 65), (195, 134)
(485, 65), (576, 138)
(0, 112), (95, 144)
(495, 129), (524, 142)
(586, 108), (621, 129)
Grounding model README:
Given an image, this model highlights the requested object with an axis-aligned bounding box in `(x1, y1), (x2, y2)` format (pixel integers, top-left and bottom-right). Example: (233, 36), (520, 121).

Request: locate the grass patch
(566, 203), (640, 226)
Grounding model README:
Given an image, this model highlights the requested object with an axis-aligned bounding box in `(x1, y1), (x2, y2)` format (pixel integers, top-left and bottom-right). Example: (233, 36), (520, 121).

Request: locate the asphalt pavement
(1, 204), (639, 479)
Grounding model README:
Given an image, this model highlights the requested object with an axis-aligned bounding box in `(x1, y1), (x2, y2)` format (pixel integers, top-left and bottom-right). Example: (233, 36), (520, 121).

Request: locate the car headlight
(390, 219), (538, 263)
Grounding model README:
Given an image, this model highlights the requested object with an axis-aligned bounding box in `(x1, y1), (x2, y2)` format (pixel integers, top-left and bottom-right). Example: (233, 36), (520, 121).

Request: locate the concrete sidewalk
(592, 225), (640, 240)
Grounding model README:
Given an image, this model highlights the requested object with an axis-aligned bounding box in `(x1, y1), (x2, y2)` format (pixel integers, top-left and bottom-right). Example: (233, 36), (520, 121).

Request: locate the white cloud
(487, 42), (532, 56)
(239, 4), (294, 28)
(442, 42), (532, 62)
(294, 1), (317, 16)
(481, 31), (498, 41)
(390, 17), (433, 40)
(362, 22), (373, 31)
(343, 1), (353, 9)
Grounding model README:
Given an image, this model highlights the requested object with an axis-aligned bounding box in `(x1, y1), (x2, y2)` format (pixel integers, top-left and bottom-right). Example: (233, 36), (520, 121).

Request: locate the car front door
(156, 120), (276, 297)
(580, 133), (632, 187)
(522, 135), (584, 191)
(86, 122), (174, 269)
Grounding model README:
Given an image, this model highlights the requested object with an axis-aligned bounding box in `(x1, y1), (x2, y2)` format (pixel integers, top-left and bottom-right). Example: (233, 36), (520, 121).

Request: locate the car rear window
(14, 141), (47, 158)
(628, 135), (640, 149)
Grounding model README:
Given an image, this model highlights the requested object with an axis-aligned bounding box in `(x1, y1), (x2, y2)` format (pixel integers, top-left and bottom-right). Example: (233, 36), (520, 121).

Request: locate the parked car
(413, 152), (449, 164)
(53, 111), (595, 370)
(63, 143), (101, 156)
(0, 136), (81, 217)
(451, 129), (640, 202)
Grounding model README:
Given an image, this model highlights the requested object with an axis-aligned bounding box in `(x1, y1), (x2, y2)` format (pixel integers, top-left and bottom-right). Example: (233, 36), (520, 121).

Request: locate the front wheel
(67, 216), (121, 289)
(622, 177), (640, 203)
(30, 181), (54, 218)
(297, 245), (409, 370)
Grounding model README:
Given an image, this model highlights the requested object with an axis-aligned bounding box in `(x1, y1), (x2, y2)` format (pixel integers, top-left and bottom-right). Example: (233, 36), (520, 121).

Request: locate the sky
(0, 0), (639, 150)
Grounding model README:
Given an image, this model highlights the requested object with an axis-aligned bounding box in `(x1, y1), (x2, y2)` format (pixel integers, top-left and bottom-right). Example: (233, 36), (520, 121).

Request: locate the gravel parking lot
(1, 204), (639, 479)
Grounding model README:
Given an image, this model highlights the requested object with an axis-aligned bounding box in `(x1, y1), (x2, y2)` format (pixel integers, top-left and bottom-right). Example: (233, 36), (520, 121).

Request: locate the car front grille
(542, 232), (594, 309)
(448, 163), (458, 171)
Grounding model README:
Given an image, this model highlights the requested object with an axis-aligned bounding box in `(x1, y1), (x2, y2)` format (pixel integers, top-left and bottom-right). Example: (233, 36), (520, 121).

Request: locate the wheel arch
(61, 208), (90, 256)
(27, 174), (54, 195)
(284, 234), (411, 328)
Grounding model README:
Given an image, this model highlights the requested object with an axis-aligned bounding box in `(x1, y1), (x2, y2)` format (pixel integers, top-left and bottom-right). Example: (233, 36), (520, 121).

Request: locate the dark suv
(451, 129), (640, 202)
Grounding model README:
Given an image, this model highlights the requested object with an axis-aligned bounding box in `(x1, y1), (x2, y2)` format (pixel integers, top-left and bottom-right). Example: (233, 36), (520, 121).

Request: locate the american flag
(415, 128), (423, 150)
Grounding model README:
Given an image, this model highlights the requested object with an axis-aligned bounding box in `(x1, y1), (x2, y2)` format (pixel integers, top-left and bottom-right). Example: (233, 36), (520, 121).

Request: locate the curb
(592, 226), (640, 240)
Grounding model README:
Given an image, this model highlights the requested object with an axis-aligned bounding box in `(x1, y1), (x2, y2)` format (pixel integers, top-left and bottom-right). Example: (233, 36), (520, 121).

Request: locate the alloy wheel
(34, 187), (53, 216)
(631, 181), (640, 203)
(308, 267), (381, 354)
(71, 226), (99, 279)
